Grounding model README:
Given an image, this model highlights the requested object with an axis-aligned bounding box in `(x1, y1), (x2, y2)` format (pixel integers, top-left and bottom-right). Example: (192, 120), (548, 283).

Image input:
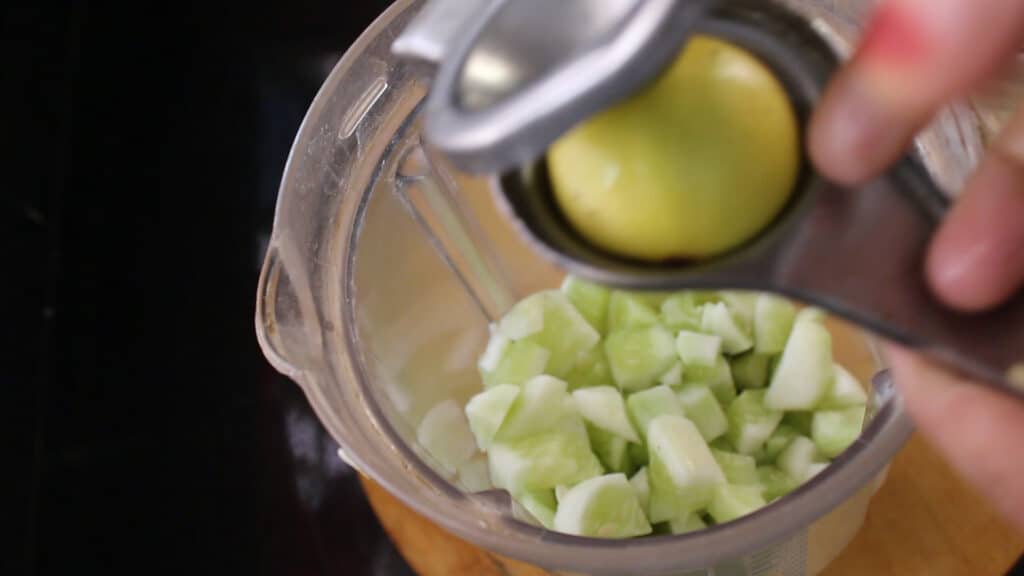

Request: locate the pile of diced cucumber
(417, 277), (868, 538)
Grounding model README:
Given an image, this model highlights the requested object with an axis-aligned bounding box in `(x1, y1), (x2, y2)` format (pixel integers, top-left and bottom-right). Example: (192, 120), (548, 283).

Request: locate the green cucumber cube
(676, 384), (728, 442)
(765, 318), (834, 410)
(777, 435), (820, 482)
(711, 449), (759, 485)
(820, 363), (869, 409)
(806, 462), (829, 479)
(668, 512), (707, 534)
(481, 339), (550, 388)
(783, 411), (814, 436)
(503, 291), (601, 378)
(629, 467), (650, 515)
(586, 423), (634, 474)
(561, 275), (611, 334)
(795, 306), (826, 323)
(605, 325), (677, 391)
(496, 375), (574, 441)
(465, 384), (520, 450)
(564, 346), (615, 390)
(488, 424), (604, 494)
(729, 352), (771, 389)
(572, 386), (640, 443)
(727, 389), (783, 455)
(761, 424), (799, 463)
(478, 326), (509, 373)
(660, 293), (704, 331)
(757, 466), (798, 501)
(720, 291), (758, 333)
(626, 385), (685, 439)
(516, 489), (558, 529)
(707, 484), (767, 524)
(417, 399), (478, 475)
(457, 456), (492, 492)
(646, 415), (726, 523)
(676, 330), (723, 367)
(811, 405), (866, 458)
(659, 362), (684, 388)
(553, 473), (652, 538)
(701, 302), (753, 355)
(753, 294), (796, 355)
(608, 291), (660, 332)
(628, 442), (649, 467)
(684, 354), (737, 406)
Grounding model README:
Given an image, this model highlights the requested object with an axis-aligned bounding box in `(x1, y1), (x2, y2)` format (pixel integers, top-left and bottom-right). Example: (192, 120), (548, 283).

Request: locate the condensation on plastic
(255, 1), (1021, 574)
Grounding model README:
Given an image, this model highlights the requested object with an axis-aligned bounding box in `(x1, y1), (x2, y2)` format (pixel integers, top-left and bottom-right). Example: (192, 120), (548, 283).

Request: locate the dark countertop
(11, 2), (412, 574)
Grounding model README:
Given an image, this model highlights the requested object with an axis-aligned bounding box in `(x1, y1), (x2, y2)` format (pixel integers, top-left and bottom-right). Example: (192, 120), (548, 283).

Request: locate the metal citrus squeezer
(392, 0), (1024, 397)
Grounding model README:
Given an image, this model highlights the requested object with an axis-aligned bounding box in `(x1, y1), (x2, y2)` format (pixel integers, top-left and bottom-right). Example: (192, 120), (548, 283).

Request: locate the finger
(926, 109), (1024, 311)
(809, 0), (1024, 185)
(888, 345), (1024, 532)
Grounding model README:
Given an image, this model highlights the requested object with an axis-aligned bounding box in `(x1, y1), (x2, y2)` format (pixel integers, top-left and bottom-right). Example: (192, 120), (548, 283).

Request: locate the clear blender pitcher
(255, 1), (1017, 574)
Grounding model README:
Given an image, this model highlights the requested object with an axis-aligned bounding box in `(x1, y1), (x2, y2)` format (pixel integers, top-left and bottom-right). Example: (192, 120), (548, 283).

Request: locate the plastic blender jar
(255, 1), (1014, 574)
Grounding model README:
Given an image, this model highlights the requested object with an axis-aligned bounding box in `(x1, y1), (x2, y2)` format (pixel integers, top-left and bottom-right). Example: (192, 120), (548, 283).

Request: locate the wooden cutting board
(361, 434), (1022, 575)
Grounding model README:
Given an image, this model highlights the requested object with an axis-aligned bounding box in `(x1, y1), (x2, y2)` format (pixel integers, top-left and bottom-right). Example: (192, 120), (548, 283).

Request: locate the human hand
(808, 0), (1024, 532)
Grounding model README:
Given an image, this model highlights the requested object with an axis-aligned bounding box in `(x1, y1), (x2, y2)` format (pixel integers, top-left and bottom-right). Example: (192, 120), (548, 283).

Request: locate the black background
(9, 1), (414, 574)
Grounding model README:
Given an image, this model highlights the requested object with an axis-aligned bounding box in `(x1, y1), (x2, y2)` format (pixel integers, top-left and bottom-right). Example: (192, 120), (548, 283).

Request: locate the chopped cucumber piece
(573, 386), (640, 443)
(564, 346), (615, 390)
(465, 384), (520, 450)
(820, 363), (868, 409)
(457, 456), (492, 492)
(711, 449), (759, 485)
(556, 485), (570, 503)
(795, 306), (826, 323)
(489, 425), (604, 494)
(806, 462), (829, 479)
(660, 293), (704, 331)
(708, 484), (767, 524)
(720, 291), (757, 333)
(481, 339), (550, 387)
(727, 390), (783, 455)
(659, 362), (684, 388)
(417, 399), (478, 475)
(605, 325), (677, 391)
(554, 474), (653, 538)
(647, 415), (726, 522)
(777, 435), (820, 482)
(628, 442), (649, 467)
(501, 291), (600, 378)
(629, 467), (650, 514)
(730, 352), (771, 389)
(701, 302), (753, 354)
(753, 294), (796, 355)
(684, 355), (736, 406)
(783, 411), (814, 436)
(517, 489), (558, 529)
(676, 384), (728, 442)
(478, 326), (509, 373)
(608, 291), (660, 332)
(626, 385), (685, 439)
(668, 512), (707, 534)
(761, 424), (799, 464)
(676, 330), (723, 368)
(765, 318), (834, 410)
(496, 375), (575, 441)
(757, 466), (798, 501)
(562, 275), (611, 334)
(586, 423), (634, 474)
(811, 405), (866, 458)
